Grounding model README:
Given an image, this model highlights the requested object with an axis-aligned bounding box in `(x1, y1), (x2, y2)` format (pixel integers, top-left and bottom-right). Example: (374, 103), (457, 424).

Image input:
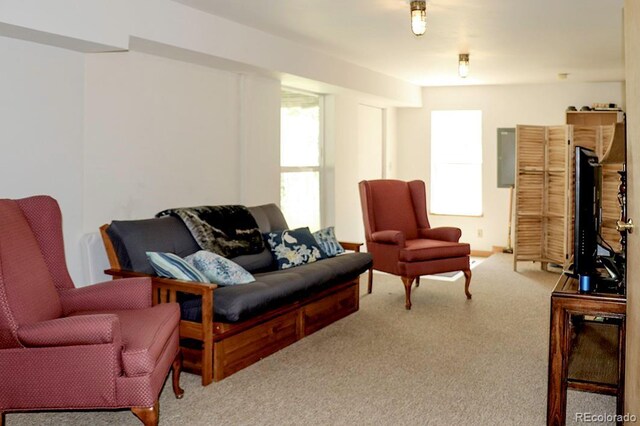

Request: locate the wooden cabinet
(567, 110), (624, 126)
(514, 119), (625, 271)
(547, 275), (626, 426)
(568, 112), (626, 254)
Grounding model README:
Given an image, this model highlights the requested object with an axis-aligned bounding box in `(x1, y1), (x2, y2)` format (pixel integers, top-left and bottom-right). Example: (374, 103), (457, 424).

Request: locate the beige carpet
(8, 254), (616, 425)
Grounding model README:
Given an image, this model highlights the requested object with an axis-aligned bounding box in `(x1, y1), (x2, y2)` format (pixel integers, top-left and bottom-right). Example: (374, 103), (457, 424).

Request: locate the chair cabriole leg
(172, 351), (185, 399)
(131, 401), (159, 426)
(1, 411), (5, 426)
(367, 268), (373, 294)
(401, 276), (415, 310)
(464, 269), (472, 299)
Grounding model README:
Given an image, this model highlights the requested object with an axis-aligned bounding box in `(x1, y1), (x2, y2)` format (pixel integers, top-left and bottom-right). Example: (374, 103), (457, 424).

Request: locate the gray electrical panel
(497, 128), (515, 188)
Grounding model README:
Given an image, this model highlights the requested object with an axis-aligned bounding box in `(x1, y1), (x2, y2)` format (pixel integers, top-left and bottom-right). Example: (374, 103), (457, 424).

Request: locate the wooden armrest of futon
(338, 241), (363, 252)
(104, 268), (216, 319)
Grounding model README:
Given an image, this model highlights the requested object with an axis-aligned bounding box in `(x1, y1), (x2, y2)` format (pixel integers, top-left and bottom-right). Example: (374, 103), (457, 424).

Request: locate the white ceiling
(176, 0), (625, 87)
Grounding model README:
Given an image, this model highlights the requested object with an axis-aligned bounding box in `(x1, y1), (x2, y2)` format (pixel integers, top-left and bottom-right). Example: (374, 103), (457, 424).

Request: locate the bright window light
(430, 110), (483, 216)
(280, 171), (320, 231)
(280, 90), (322, 231)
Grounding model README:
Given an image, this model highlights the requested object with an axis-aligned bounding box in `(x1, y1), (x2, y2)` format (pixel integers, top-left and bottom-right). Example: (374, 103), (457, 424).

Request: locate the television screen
(574, 147), (601, 280)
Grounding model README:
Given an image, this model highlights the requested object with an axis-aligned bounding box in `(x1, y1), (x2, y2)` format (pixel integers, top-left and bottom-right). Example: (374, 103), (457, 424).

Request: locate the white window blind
(280, 90), (322, 231)
(430, 110), (483, 216)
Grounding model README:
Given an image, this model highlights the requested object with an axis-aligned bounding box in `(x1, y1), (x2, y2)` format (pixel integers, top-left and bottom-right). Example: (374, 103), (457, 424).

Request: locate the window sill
(429, 212), (484, 218)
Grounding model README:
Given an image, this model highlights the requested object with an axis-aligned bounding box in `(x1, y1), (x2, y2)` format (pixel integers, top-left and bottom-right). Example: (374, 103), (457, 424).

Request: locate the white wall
(2, 36), (623, 282)
(0, 0), (421, 279)
(82, 51), (284, 283)
(238, 74), (281, 207)
(328, 95), (360, 242)
(329, 94), (396, 243)
(0, 43), (283, 284)
(0, 0), (130, 51)
(357, 105), (384, 182)
(83, 51), (244, 229)
(385, 108), (398, 179)
(0, 1), (421, 105)
(351, 104), (384, 241)
(83, 52), (283, 228)
(0, 36), (85, 281)
(395, 82), (625, 252)
(0, 34), (385, 284)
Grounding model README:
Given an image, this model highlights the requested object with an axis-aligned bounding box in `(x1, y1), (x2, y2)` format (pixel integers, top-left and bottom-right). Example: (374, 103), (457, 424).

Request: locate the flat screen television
(573, 146), (601, 282)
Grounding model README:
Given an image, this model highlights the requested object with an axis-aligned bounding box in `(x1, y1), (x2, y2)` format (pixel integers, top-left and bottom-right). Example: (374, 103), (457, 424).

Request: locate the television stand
(547, 274), (626, 426)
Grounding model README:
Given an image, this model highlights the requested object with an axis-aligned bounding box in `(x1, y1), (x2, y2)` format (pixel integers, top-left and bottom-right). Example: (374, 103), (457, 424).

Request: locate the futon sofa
(101, 204), (372, 385)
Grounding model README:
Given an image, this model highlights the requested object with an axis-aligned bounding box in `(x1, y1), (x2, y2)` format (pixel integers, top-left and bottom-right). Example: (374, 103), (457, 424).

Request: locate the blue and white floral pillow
(185, 250), (255, 286)
(266, 227), (326, 270)
(312, 226), (345, 257)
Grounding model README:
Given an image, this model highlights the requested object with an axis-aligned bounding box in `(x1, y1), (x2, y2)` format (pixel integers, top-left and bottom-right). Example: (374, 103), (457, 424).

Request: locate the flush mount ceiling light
(410, 1), (427, 36)
(458, 53), (470, 78)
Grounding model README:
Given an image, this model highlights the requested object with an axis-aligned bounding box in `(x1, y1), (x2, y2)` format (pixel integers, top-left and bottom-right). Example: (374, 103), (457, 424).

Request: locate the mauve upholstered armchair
(0, 196), (183, 426)
(359, 179), (472, 309)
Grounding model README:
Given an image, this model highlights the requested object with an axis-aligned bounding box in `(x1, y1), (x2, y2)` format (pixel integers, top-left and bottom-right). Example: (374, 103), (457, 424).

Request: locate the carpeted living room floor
(8, 254), (616, 425)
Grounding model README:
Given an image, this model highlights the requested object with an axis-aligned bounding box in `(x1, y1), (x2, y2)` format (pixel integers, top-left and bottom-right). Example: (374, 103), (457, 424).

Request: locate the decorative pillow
(146, 252), (208, 282)
(313, 226), (345, 257)
(266, 227), (327, 270)
(185, 250), (255, 286)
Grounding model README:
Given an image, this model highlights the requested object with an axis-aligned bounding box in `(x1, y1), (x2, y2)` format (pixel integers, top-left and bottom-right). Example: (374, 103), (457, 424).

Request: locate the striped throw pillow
(312, 226), (345, 257)
(146, 252), (208, 282)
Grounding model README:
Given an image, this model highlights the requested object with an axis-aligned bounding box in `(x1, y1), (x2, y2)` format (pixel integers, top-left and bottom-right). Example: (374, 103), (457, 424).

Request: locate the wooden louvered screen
(514, 120), (625, 272)
(514, 125), (570, 271)
(544, 126), (570, 265)
(513, 125), (544, 262)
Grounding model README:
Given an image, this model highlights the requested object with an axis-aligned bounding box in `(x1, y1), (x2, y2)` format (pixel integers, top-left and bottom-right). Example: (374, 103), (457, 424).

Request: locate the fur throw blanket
(156, 205), (264, 258)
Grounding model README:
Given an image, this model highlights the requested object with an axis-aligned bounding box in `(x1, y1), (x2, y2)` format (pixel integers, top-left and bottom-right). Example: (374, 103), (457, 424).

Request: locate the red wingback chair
(0, 196), (183, 426)
(359, 180), (472, 309)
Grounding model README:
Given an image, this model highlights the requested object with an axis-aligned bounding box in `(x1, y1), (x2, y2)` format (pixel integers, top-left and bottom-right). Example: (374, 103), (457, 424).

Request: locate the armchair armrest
(371, 230), (406, 248)
(338, 241), (363, 252)
(59, 277), (152, 315)
(419, 227), (462, 242)
(18, 314), (121, 347)
(104, 269), (217, 385)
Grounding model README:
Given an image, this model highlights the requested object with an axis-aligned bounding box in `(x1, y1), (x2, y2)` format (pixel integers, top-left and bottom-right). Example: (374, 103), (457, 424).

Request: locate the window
(280, 90), (322, 231)
(430, 110), (482, 216)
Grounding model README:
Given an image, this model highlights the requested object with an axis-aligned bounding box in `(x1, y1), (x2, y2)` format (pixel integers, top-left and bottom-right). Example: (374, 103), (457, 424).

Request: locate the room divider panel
(513, 122), (624, 271)
(514, 125), (570, 271)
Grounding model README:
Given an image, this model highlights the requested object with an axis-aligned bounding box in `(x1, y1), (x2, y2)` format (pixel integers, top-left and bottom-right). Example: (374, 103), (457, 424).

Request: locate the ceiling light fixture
(410, 1), (427, 36)
(458, 53), (470, 78)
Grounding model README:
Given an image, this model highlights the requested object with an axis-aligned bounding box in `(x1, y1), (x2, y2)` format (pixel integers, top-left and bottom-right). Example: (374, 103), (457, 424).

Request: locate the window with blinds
(280, 89), (323, 230)
(430, 110), (483, 216)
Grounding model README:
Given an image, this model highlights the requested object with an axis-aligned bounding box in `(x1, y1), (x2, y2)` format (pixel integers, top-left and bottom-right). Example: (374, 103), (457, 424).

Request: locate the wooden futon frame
(100, 225), (363, 386)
